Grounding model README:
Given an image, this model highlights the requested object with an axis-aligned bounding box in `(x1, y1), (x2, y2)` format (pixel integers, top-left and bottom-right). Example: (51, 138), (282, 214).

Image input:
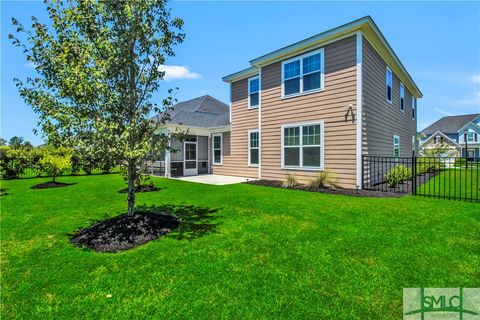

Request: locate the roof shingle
(420, 114), (480, 135)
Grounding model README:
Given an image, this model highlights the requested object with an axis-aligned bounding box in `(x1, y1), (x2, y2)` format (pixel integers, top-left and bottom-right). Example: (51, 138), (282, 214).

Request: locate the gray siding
(362, 37), (417, 157)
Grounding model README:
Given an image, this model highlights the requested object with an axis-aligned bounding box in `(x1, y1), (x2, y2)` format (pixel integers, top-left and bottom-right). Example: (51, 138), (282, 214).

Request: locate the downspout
(258, 66), (262, 179)
(355, 31), (363, 189)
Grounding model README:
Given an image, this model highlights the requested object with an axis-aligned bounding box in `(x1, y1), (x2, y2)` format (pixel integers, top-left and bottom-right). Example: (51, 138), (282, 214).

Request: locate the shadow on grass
(0, 188), (8, 196)
(137, 204), (221, 241)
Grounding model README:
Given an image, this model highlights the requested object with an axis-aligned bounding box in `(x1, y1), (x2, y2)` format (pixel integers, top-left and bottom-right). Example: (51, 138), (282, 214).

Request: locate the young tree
(38, 153), (71, 183)
(10, 0), (184, 215)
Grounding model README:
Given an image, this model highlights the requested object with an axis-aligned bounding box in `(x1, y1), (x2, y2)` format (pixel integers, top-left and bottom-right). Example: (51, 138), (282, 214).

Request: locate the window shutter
(475, 133), (478, 142)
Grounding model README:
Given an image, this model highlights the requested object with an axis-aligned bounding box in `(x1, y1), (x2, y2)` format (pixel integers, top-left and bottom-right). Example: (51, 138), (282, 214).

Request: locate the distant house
(152, 16), (422, 189)
(420, 114), (480, 158)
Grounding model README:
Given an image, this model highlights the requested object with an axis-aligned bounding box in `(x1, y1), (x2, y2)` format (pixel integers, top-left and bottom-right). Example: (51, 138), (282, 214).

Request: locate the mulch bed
(118, 185), (161, 193)
(70, 211), (179, 253)
(30, 182), (74, 189)
(246, 180), (403, 198)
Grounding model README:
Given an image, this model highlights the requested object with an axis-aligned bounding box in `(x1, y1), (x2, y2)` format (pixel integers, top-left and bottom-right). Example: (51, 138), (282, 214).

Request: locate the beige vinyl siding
(261, 35), (358, 188)
(211, 78), (259, 178)
(362, 37), (417, 157)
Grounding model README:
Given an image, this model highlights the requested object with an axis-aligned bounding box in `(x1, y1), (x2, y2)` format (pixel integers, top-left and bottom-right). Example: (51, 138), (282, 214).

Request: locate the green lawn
(1, 175), (479, 319)
(417, 169), (479, 200)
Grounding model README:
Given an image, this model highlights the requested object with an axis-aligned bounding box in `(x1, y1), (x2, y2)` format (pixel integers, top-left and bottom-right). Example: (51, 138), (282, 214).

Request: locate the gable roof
(153, 95), (229, 128)
(223, 16), (422, 98)
(420, 131), (460, 147)
(421, 114), (480, 135)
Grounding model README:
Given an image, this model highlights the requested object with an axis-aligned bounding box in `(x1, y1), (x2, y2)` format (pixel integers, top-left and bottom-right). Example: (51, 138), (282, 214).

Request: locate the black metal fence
(0, 157), (121, 180)
(362, 155), (479, 202)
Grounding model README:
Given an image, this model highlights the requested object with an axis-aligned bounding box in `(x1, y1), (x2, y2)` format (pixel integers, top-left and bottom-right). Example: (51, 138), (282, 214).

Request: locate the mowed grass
(417, 169), (479, 200)
(1, 174), (479, 319)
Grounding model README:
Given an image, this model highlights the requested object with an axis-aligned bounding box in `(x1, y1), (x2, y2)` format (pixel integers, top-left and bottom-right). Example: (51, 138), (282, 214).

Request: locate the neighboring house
(420, 114), (480, 158)
(153, 16), (422, 189)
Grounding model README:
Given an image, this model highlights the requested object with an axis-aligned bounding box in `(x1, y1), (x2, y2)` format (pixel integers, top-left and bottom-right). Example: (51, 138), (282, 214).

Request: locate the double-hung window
(466, 132), (475, 142)
(386, 66), (393, 103)
(393, 135), (400, 157)
(248, 77), (259, 108)
(248, 130), (259, 166)
(212, 133), (222, 165)
(400, 83), (405, 112)
(411, 96), (416, 119)
(282, 122), (323, 169)
(282, 49), (324, 97)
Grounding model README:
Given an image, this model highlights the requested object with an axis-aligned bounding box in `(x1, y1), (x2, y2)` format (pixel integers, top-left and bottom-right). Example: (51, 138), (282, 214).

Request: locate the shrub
(386, 165), (412, 188)
(283, 174), (299, 188)
(416, 157), (443, 175)
(0, 146), (29, 179)
(38, 154), (71, 182)
(308, 170), (339, 189)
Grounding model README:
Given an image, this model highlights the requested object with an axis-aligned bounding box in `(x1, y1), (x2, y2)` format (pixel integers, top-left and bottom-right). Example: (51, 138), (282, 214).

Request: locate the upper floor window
(465, 132), (477, 142)
(434, 136), (443, 144)
(393, 135), (400, 157)
(248, 77), (259, 108)
(282, 122), (323, 169)
(248, 130), (259, 166)
(411, 96), (416, 119)
(386, 66), (393, 103)
(282, 49), (324, 98)
(400, 83), (405, 112)
(212, 133), (222, 165)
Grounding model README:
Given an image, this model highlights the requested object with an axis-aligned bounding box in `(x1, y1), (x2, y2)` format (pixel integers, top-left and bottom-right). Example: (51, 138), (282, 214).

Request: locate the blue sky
(1, 1), (480, 145)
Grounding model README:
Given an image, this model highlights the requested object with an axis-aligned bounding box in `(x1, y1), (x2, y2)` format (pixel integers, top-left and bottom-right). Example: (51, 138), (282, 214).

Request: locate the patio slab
(172, 174), (256, 185)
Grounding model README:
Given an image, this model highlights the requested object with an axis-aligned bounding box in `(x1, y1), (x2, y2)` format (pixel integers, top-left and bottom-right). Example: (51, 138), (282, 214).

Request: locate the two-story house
(154, 16), (422, 189)
(420, 114), (480, 158)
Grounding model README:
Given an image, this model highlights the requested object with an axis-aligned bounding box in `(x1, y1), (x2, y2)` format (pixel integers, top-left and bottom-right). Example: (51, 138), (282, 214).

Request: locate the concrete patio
(171, 174), (256, 185)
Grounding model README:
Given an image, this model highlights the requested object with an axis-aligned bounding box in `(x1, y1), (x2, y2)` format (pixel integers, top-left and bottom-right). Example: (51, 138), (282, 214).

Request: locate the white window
(434, 136), (443, 144)
(282, 49), (324, 98)
(386, 66), (393, 103)
(393, 135), (400, 157)
(212, 133), (222, 165)
(248, 130), (259, 166)
(248, 76), (259, 108)
(400, 83), (405, 112)
(467, 132), (475, 142)
(282, 122), (324, 169)
(411, 96), (416, 119)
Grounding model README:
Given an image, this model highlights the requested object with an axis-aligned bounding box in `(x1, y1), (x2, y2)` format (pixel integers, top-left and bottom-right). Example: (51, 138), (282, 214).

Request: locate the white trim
(248, 129), (259, 167)
(355, 32), (363, 189)
(281, 48), (324, 99)
(229, 84), (232, 124)
(393, 134), (400, 157)
(386, 65), (393, 104)
(258, 67), (262, 179)
(248, 76), (260, 109)
(212, 133), (223, 165)
(280, 120), (324, 170)
(400, 82), (405, 112)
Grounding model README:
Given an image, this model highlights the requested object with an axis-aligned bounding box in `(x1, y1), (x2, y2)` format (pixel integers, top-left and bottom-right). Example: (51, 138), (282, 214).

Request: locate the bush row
(386, 158), (444, 188)
(0, 146), (118, 179)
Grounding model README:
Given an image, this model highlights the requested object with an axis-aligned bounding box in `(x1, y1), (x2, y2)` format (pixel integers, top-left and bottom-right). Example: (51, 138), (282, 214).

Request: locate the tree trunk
(52, 175), (56, 183)
(127, 159), (135, 216)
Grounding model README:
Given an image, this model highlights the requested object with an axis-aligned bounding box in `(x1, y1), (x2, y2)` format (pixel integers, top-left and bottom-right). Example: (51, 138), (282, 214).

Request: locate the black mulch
(31, 182), (75, 189)
(117, 185), (161, 193)
(70, 211), (179, 253)
(246, 180), (403, 198)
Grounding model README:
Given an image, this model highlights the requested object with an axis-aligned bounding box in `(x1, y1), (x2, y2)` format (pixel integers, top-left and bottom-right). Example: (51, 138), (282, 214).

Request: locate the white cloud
(25, 61), (36, 68)
(434, 108), (456, 116)
(468, 74), (480, 85)
(452, 91), (480, 108)
(158, 65), (201, 81)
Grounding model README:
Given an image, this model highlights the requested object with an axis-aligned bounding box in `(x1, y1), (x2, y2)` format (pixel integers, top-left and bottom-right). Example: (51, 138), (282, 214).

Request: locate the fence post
(412, 156), (416, 196)
(361, 155), (364, 189)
